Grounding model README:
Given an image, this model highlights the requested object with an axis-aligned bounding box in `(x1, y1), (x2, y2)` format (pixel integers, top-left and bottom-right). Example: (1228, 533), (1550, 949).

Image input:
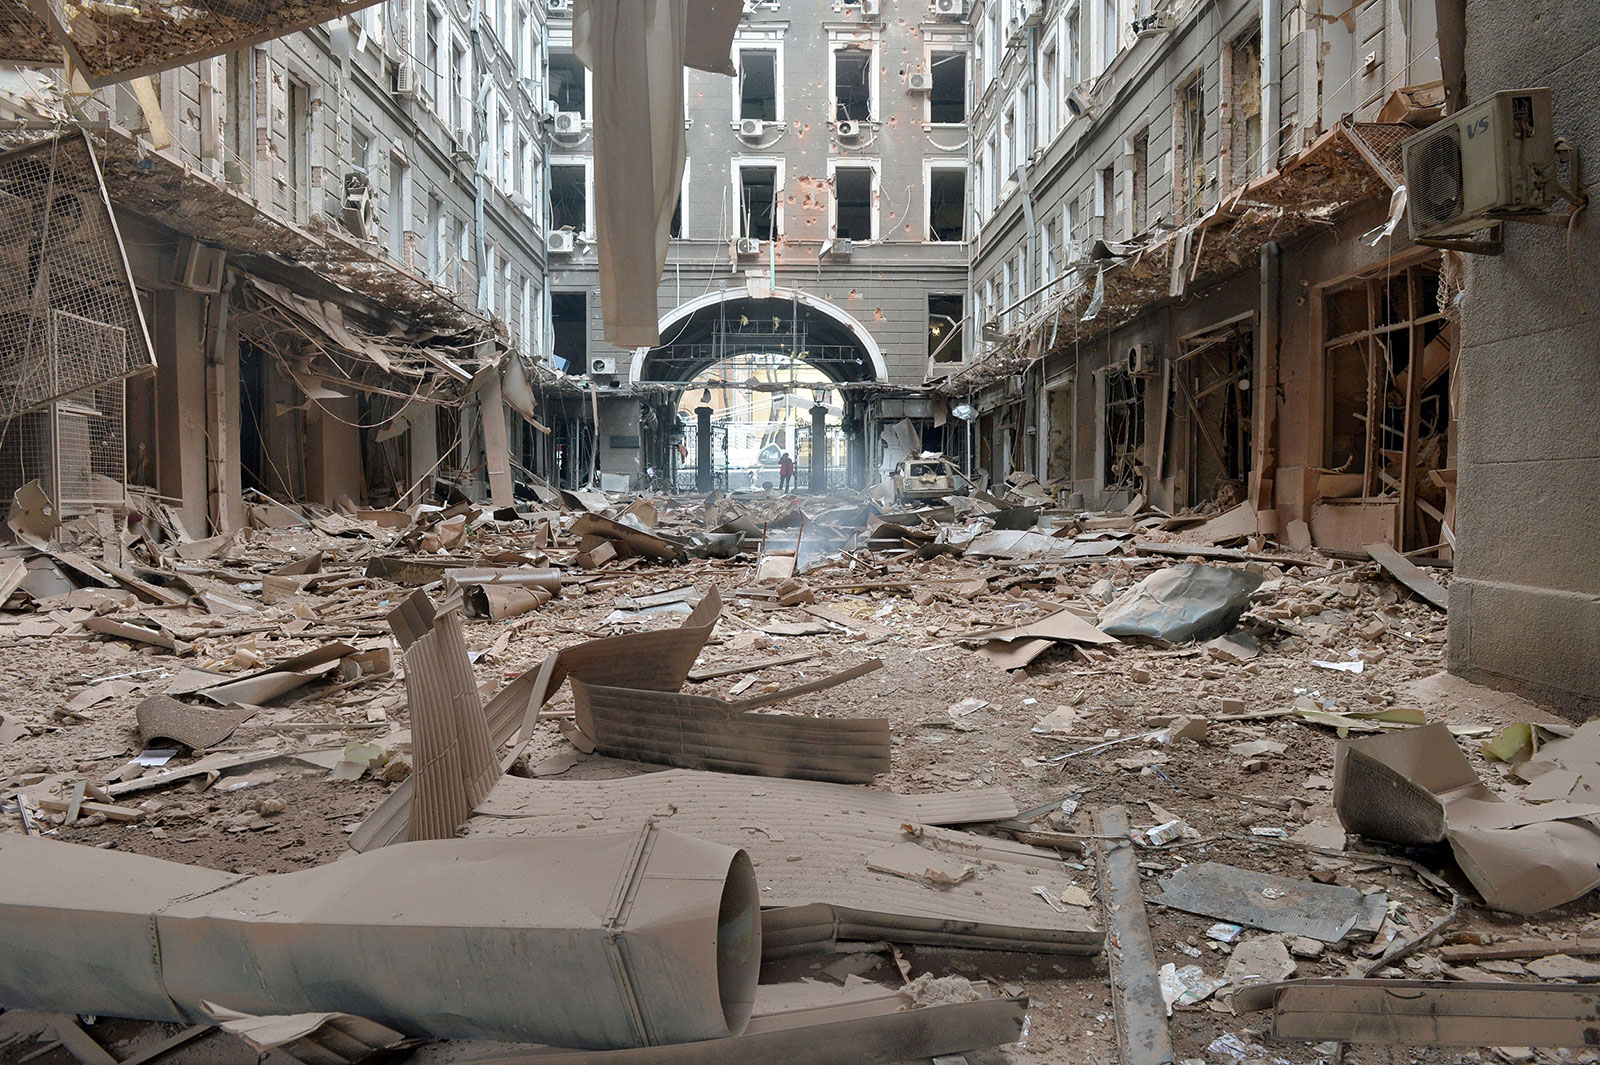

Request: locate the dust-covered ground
(1, 499), (1592, 1065)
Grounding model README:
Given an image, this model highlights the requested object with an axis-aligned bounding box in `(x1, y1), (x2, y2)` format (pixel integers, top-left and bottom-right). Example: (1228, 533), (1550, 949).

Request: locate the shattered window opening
(929, 50), (967, 124)
(1176, 71), (1207, 221)
(832, 166), (873, 242)
(834, 48), (872, 122)
(928, 293), (964, 363)
(739, 165), (778, 240)
(549, 164), (587, 234)
(1229, 26), (1263, 188)
(551, 291), (586, 374)
(549, 49), (586, 117)
(1104, 367), (1145, 492)
(928, 166), (966, 242)
(738, 48), (778, 122)
(1131, 130), (1148, 234)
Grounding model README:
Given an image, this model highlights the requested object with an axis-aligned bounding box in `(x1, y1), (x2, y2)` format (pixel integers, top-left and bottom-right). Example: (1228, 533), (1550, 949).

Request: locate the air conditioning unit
(393, 60), (417, 98)
(836, 119), (862, 140)
(933, 0), (965, 14)
(859, 0), (879, 14)
(547, 229), (576, 254)
(341, 171), (376, 240)
(552, 110), (582, 134)
(1126, 343), (1154, 375)
(738, 117), (766, 138)
(173, 239), (225, 292)
(588, 357), (617, 376)
(1132, 9), (1175, 36)
(547, 0), (570, 13)
(734, 237), (762, 256)
(450, 127), (475, 160)
(828, 237), (853, 258)
(908, 72), (933, 92)
(1066, 85), (1095, 118)
(1402, 87), (1561, 242)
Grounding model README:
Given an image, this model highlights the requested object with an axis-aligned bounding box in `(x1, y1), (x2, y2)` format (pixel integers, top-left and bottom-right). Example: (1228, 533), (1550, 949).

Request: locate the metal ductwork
(0, 826), (760, 1050)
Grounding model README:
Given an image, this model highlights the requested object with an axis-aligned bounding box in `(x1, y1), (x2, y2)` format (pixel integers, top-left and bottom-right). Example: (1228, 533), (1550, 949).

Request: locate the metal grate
(0, 378), (125, 514)
(0, 0), (384, 87)
(0, 132), (152, 421)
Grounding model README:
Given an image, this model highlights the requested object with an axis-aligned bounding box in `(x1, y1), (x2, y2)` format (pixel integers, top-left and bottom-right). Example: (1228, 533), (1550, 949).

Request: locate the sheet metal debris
(1155, 861), (1386, 943)
(1098, 564), (1264, 643)
(0, 827), (759, 1049)
(1335, 723), (1600, 913)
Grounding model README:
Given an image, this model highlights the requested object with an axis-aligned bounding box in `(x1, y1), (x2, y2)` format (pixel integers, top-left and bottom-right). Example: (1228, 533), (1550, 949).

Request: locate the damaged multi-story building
(0, 0), (557, 536)
(956, 0), (1450, 557)
(543, 0), (972, 492)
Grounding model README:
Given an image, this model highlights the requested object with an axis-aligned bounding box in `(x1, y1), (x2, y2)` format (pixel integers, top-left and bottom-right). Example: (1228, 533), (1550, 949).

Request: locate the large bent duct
(0, 826), (760, 1050)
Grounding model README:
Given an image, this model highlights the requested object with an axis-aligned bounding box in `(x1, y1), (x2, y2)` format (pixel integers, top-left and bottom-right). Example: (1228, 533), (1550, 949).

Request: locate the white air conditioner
(933, 0), (965, 14)
(547, 230), (576, 254)
(908, 72), (933, 92)
(1132, 9), (1175, 36)
(174, 239), (225, 292)
(836, 119), (862, 140)
(547, 0), (570, 13)
(738, 117), (766, 138)
(828, 237), (853, 258)
(341, 171), (376, 240)
(393, 61), (417, 98)
(1066, 85), (1095, 118)
(1126, 343), (1153, 375)
(552, 110), (582, 134)
(1403, 87), (1560, 242)
(589, 357), (617, 376)
(734, 237), (762, 256)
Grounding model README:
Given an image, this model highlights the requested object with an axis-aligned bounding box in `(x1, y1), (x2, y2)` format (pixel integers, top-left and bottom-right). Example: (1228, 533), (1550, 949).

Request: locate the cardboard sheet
(571, 666), (891, 784)
(389, 590), (498, 843)
(1335, 723), (1600, 914)
(468, 770), (1103, 956)
(352, 590), (723, 852)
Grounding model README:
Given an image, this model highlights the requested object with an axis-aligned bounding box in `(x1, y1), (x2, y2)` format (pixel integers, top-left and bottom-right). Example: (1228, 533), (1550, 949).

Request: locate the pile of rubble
(1, 474), (1595, 1065)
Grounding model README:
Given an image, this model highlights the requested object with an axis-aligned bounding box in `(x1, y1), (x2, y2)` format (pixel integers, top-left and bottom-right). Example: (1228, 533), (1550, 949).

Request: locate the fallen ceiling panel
(468, 769), (1103, 956)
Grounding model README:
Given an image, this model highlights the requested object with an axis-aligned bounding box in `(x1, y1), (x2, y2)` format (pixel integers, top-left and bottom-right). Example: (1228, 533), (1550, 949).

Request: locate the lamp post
(809, 386), (828, 494)
(695, 387), (713, 494)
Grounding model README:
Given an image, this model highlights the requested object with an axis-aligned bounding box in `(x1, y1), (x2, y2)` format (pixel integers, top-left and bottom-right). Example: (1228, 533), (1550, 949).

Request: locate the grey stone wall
(1448, 0), (1600, 716)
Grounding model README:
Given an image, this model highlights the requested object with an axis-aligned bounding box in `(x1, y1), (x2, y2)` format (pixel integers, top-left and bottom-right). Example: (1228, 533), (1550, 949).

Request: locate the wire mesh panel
(0, 132), (153, 421)
(2, 0), (385, 86)
(0, 378), (127, 512)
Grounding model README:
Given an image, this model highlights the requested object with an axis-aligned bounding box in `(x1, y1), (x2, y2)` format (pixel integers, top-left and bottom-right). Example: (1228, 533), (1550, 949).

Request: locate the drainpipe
(470, 0), (489, 311)
(1261, 0), (1281, 176)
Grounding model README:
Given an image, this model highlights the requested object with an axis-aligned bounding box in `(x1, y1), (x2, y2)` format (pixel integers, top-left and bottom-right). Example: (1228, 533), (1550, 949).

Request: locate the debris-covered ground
(2, 483), (1597, 1065)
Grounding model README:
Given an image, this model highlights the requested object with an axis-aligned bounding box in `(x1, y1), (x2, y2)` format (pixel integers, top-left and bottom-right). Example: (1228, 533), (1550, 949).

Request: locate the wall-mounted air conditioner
(1403, 87), (1561, 242)
(174, 239), (225, 292)
(738, 117), (766, 138)
(392, 61), (417, 98)
(547, 230), (576, 254)
(933, 0), (965, 15)
(1066, 85), (1095, 118)
(1126, 343), (1154, 375)
(829, 237), (853, 259)
(734, 237), (762, 256)
(547, 0), (571, 14)
(589, 357), (617, 376)
(552, 110), (582, 134)
(1131, 5), (1175, 37)
(908, 72), (933, 92)
(341, 171), (375, 240)
(836, 119), (862, 140)
(859, 0), (879, 15)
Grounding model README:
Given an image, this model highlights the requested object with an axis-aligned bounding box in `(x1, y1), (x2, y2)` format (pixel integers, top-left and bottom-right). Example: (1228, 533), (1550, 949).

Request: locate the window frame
(732, 40), (784, 125)
(734, 157), (785, 240)
(548, 156), (594, 237)
(828, 156), (879, 243)
(924, 160), (968, 242)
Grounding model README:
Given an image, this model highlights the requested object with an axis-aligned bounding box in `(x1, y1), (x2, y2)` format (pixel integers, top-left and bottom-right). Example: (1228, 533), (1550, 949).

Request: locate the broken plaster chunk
(1222, 934), (1297, 985)
(1228, 739), (1286, 759)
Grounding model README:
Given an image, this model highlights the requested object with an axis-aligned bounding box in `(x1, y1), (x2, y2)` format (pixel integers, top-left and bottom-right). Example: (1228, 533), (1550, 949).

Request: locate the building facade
(540, 0), (972, 491)
(956, 0), (1451, 558)
(0, 0), (556, 534)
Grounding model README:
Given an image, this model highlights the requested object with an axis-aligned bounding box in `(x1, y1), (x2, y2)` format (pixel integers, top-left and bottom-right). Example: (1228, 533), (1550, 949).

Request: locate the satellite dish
(950, 403), (978, 421)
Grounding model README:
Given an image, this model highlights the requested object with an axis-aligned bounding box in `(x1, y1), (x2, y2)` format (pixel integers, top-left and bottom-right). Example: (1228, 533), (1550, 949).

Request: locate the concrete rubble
(1, 470), (1596, 1065)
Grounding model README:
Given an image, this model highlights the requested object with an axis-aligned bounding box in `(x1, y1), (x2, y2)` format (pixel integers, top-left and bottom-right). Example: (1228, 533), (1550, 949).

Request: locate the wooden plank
(34, 796), (144, 822)
(1095, 805), (1173, 1065)
(1236, 979), (1600, 1048)
(1363, 540), (1449, 610)
(1440, 937), (1600, 963)
(40, 1015), (116, 1065)
(688, 651), (818, 682)
(116, 1025), (215, 1065)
